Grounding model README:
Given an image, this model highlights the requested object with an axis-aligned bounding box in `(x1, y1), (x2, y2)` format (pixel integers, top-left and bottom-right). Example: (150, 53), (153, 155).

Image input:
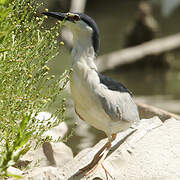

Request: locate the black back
(98, 73), (133, 96)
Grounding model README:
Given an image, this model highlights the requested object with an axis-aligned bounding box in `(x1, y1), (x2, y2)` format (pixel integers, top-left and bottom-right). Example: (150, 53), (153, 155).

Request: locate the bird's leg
(99, 133), (116, 179)
(111, 133), (117, 142)
(85, 136), (114, 177)
(101, 163), (115, 180)
(75, 133), (117, 177)
(84, 134), (117, 178)
(75, 140), (109, 176)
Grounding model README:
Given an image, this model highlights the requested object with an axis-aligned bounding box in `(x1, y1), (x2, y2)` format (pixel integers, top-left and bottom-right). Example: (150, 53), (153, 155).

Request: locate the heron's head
(43, 12), (100, 54)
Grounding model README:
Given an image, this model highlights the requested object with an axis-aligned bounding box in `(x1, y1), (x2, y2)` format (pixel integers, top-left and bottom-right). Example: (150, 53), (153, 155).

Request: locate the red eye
(73, 15), (80, 21)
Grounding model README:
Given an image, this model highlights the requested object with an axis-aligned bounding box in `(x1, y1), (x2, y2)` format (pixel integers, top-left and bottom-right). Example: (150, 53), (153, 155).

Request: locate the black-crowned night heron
(43, 12), (140, 176)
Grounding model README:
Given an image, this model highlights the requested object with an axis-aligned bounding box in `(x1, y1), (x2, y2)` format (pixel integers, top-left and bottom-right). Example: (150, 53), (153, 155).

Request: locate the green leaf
(19, 131), (34, 148)
(13, 144), (30, 162)
(19, 114), (31, 137)
(0, 0), (67, 176)
(0, 7), (11, 21)
(0, 0), (7, 5)
(0, 48), (9, 53)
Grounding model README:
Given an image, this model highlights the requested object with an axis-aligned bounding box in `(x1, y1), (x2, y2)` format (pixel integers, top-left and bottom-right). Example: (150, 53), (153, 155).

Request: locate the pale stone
(26, 117), (180, 180)
(21, 112), (72, 168)
(7, 166), (23, 176)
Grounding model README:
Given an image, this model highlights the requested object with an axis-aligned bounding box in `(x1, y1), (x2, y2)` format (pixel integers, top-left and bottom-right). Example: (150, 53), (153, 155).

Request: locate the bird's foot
(84, 160), (101, 178)
(75, 153), (103, 177)
(83, 157), (115, 180)
(74, 134), (116, 178)
(85, 162), (115, 180)
(101, 163), (115, 180)
(77, 150), (114, 179)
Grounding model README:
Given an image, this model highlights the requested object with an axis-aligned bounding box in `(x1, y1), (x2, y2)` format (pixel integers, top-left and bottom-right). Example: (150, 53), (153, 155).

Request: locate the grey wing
(99, 92), (122, 121)
(98, 90), (139, 123)
(96, 73), (139, 123)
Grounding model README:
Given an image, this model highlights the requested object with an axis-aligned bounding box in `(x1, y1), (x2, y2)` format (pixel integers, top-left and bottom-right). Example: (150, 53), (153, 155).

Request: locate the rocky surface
(16, 112), (73, 170)
(135, 95), (180, 115)
(25, 116), (180, 180)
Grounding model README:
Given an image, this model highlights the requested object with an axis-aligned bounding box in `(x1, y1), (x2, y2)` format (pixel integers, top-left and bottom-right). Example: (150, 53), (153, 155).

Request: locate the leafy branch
(0, 0), (70, 177)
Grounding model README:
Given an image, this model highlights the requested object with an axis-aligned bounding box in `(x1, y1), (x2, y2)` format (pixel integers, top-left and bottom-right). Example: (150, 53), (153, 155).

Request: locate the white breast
(70, 66), (111, 134)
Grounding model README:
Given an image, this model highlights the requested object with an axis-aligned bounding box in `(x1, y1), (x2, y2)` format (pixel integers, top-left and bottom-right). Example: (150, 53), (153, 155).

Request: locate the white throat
(71, 27), (97, 71)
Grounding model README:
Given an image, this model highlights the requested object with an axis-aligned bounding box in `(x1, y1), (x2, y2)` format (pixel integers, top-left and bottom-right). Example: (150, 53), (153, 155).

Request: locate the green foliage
(0, 0), (69, 177)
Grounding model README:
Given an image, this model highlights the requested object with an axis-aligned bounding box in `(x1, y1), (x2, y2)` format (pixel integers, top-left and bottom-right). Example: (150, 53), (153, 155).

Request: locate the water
(48, 0), (180, 155)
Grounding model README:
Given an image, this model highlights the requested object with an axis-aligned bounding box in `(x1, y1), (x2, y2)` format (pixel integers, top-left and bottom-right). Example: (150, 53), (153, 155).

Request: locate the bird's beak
(43, 12), (66, 21)
(43, 12), (80, 23)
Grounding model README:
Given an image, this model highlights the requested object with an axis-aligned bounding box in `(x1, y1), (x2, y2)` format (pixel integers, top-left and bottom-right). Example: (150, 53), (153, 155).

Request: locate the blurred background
(41, 0), (180, 154)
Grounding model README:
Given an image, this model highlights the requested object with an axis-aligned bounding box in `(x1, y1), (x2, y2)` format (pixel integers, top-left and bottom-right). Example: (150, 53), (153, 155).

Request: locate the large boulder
(21, 112), (73, 168)
(26, 117), (180, 180)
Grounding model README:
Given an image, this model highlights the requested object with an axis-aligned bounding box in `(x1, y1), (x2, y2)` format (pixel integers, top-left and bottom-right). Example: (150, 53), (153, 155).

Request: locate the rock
(22, 141), (73, 168)
(20, 112), (73, 169)
(36, 111), (68, 140)
(135, 95), (180, 116)
(26, 166), (64, 180)
(26, 117), (180, 180)
(22, 142), (49, 168)
(51, 142), (73, 167)
(7, 166), (23, 177)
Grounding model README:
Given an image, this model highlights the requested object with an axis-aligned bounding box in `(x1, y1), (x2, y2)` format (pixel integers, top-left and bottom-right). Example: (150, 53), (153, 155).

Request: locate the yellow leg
(101, 163), (115, 180)
(106, 133), (117, 149)
(98, 133), (116, 179)
(75, 141), (109, 176)
(111, 133), (117, 142)
(75, 133), (117, 177)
